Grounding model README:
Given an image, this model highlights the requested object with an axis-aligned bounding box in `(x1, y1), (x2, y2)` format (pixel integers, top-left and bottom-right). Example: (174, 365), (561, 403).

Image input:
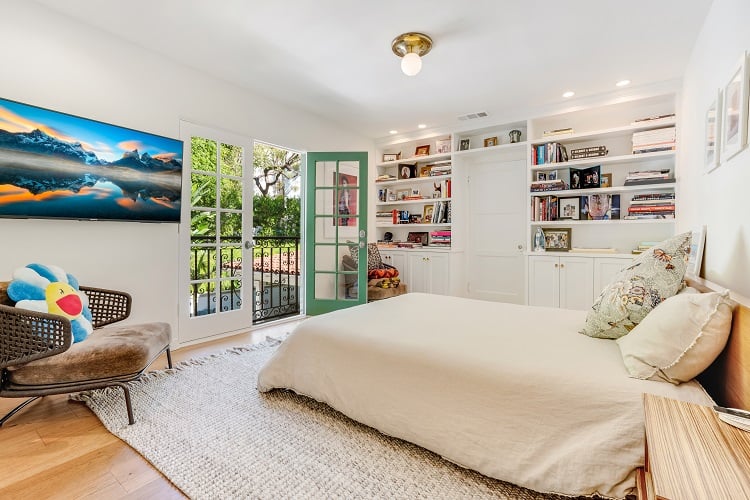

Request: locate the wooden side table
(638, 393), (750, 499)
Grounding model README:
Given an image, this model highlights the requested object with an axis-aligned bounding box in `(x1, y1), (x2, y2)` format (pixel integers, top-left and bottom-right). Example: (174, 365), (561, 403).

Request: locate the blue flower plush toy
(7, 263), (93, 343)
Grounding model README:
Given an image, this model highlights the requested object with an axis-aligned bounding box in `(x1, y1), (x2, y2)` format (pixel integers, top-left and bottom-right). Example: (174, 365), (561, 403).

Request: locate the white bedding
(257, 293), (713, 499)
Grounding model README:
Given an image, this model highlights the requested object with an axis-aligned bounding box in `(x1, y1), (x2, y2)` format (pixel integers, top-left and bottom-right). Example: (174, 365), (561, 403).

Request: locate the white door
(467, 158), (527, 303)
(528, 255), (560, 307)
(559, 257), (595, 311)
(177, 122), (254, 344)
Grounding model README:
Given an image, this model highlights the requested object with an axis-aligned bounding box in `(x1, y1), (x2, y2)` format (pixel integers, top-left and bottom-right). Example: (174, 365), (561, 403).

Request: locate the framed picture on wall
(705, 90), (722, 172)
(686, 225), (706, 278)
(721, 53), (748, 162)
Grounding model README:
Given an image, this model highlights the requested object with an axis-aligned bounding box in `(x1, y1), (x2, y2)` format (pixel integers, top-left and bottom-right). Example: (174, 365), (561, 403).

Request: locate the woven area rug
(76, 340), (577, 500)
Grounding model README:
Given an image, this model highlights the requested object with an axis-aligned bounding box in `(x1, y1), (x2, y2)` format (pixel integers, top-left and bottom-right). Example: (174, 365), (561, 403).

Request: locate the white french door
(177, 121), (254, 344)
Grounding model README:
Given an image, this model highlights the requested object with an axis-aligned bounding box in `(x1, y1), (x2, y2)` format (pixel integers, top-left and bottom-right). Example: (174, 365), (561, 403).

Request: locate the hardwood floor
(0, 319), (300, 499)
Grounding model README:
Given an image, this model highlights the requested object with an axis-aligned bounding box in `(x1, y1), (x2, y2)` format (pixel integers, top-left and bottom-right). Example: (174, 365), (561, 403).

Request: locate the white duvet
(258, 293), (712, 499)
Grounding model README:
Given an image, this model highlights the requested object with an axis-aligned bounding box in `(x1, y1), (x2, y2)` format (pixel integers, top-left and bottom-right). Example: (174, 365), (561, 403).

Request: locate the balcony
(190, 235), (300, 324)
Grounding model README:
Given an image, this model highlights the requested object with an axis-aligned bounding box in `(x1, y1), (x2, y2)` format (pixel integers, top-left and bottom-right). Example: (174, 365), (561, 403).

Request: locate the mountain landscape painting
(0, 97), (183, 222)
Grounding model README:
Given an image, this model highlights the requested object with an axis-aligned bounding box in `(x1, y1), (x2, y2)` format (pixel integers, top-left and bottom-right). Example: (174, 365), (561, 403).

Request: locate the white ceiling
(33, 0), (713, 140)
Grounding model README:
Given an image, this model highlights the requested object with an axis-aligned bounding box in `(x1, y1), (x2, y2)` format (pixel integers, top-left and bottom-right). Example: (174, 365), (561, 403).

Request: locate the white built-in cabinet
(527, 254), (631, 310)
(374, 88), (677, 302)
(380, 250), (407, 275)
(381, 249), (450, 295)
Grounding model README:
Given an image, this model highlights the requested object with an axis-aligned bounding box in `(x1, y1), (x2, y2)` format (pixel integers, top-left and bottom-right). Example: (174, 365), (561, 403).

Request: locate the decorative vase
(509, 129), (522, 143)
(533, 227), (546, 252)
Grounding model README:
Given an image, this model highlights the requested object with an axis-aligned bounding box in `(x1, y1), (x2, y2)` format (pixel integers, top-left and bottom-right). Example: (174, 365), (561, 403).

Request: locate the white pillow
(616, 290), (733, 384)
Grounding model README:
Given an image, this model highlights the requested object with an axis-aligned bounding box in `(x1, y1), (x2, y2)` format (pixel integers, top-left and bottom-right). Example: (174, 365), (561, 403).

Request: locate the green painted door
(305, 152), (368, 315)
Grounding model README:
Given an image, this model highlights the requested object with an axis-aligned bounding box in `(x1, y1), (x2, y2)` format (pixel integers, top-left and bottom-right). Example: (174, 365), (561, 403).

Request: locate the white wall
(678, 0), (750, 297)
(0, 1), (371, 341)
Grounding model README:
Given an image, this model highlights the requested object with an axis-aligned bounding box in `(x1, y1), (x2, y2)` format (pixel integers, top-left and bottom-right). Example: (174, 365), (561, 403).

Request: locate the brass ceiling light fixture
(391, 32), (432, 76)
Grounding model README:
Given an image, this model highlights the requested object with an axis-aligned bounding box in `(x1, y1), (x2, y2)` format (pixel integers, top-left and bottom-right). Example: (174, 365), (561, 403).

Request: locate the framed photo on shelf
(484, 136), (498, 147)
(382, 153), (400, 162)
(581, 165), (601, 188)
(559, 197), (580, 220)
(586, 194), (620, 220)
(397, 163), (416, 179)
(435, 139), (451, 154)
(536, 171), (547, 181)
(705, 90), (722, 172)
(548, 170), (558, 181)
(459, 138), (470, 151)
(721, 53), (748, 162)
(415, 144), (430, 156)
(396, 189), (409, 201)
(410, 187), (421, 197)
(600, 173), (612, 188)
(542, 227), (571, 252)
(422, 204), (434, 223)
(419, 165), (433, 177)
(407, 231), (429, 246)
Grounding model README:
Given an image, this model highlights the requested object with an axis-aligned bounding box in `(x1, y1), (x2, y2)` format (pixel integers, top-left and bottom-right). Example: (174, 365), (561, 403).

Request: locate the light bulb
(401, 52), (422, 76)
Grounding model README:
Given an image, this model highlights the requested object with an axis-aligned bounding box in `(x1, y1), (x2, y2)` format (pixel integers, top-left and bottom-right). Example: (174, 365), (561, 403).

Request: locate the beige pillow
(580, 231), (691, 339)
(616, 290), (733, 384)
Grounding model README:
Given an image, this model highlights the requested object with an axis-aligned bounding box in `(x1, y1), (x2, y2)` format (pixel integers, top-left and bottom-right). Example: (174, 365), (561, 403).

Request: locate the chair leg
(166, 347), (173, 369)
(0, 396), (41, 427)
(113, 383), (135, 425)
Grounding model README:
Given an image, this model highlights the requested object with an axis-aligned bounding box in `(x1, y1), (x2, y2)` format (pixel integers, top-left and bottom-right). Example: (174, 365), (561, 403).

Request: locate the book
(571, 247), (617, 253)
(631, 114), (676, 125)
(543, 127), (574, 137)
(623, 178), (674, 186)
(628, 205), (675, 212)
(623, 213), (675, 220)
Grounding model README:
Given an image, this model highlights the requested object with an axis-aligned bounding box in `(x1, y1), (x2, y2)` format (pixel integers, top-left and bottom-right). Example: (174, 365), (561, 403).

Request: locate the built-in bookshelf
(526, 95), (677, 253)
(375, 137), (453, 249)
(374, 90), (680, 304)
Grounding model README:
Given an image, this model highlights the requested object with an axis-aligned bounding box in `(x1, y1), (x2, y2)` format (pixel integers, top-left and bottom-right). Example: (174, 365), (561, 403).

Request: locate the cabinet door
(426, 252), (449, 295)
(594, 257), (631, 297)
(527, 256), (560, 307)
(559, 257), (595, 311)
(388, 251), (408, 276)
(407, 252), (429, 293)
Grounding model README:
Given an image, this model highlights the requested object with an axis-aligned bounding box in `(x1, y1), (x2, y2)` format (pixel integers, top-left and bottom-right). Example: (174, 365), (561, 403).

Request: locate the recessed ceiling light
(562, 91), (575, 98)
(417, 124), (427, 129)
(616, 79), (631, 87)
(389, 130), (398, 134)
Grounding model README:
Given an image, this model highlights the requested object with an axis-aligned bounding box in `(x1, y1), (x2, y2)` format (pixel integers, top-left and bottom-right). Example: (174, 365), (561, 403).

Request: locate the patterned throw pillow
(349, 243), (383, 269)
(580, 231), (692, 339)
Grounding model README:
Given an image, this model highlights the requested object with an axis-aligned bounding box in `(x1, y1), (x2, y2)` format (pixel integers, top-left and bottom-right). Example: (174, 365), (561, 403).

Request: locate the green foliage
(253, 195), (300, 236)
(189, 138), (301, 238)
(253, 143), (301, 196)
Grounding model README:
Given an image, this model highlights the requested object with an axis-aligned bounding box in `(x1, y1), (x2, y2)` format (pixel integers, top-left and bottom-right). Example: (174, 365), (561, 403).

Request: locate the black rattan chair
(0, 282), (172, 426)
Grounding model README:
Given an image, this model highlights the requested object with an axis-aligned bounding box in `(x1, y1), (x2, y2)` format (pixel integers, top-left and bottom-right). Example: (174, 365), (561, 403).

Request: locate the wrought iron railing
(189, 235), (300, 324)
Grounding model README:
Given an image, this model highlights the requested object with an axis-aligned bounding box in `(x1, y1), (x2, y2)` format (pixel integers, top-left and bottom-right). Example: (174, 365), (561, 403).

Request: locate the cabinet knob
(554, 263), (558, 268)
(560, 264), (565, 268)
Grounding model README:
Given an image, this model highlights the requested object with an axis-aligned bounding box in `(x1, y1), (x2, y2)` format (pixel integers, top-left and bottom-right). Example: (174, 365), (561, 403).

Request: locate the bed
(257, 289), (746, 499)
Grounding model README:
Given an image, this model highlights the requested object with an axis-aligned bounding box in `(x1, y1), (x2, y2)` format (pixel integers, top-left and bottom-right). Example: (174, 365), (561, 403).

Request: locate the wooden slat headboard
(688, 277), (750, 410)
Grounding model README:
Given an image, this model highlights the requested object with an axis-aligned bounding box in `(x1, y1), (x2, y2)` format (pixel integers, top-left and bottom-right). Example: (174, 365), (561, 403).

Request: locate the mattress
(257, 293), (713, 498)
